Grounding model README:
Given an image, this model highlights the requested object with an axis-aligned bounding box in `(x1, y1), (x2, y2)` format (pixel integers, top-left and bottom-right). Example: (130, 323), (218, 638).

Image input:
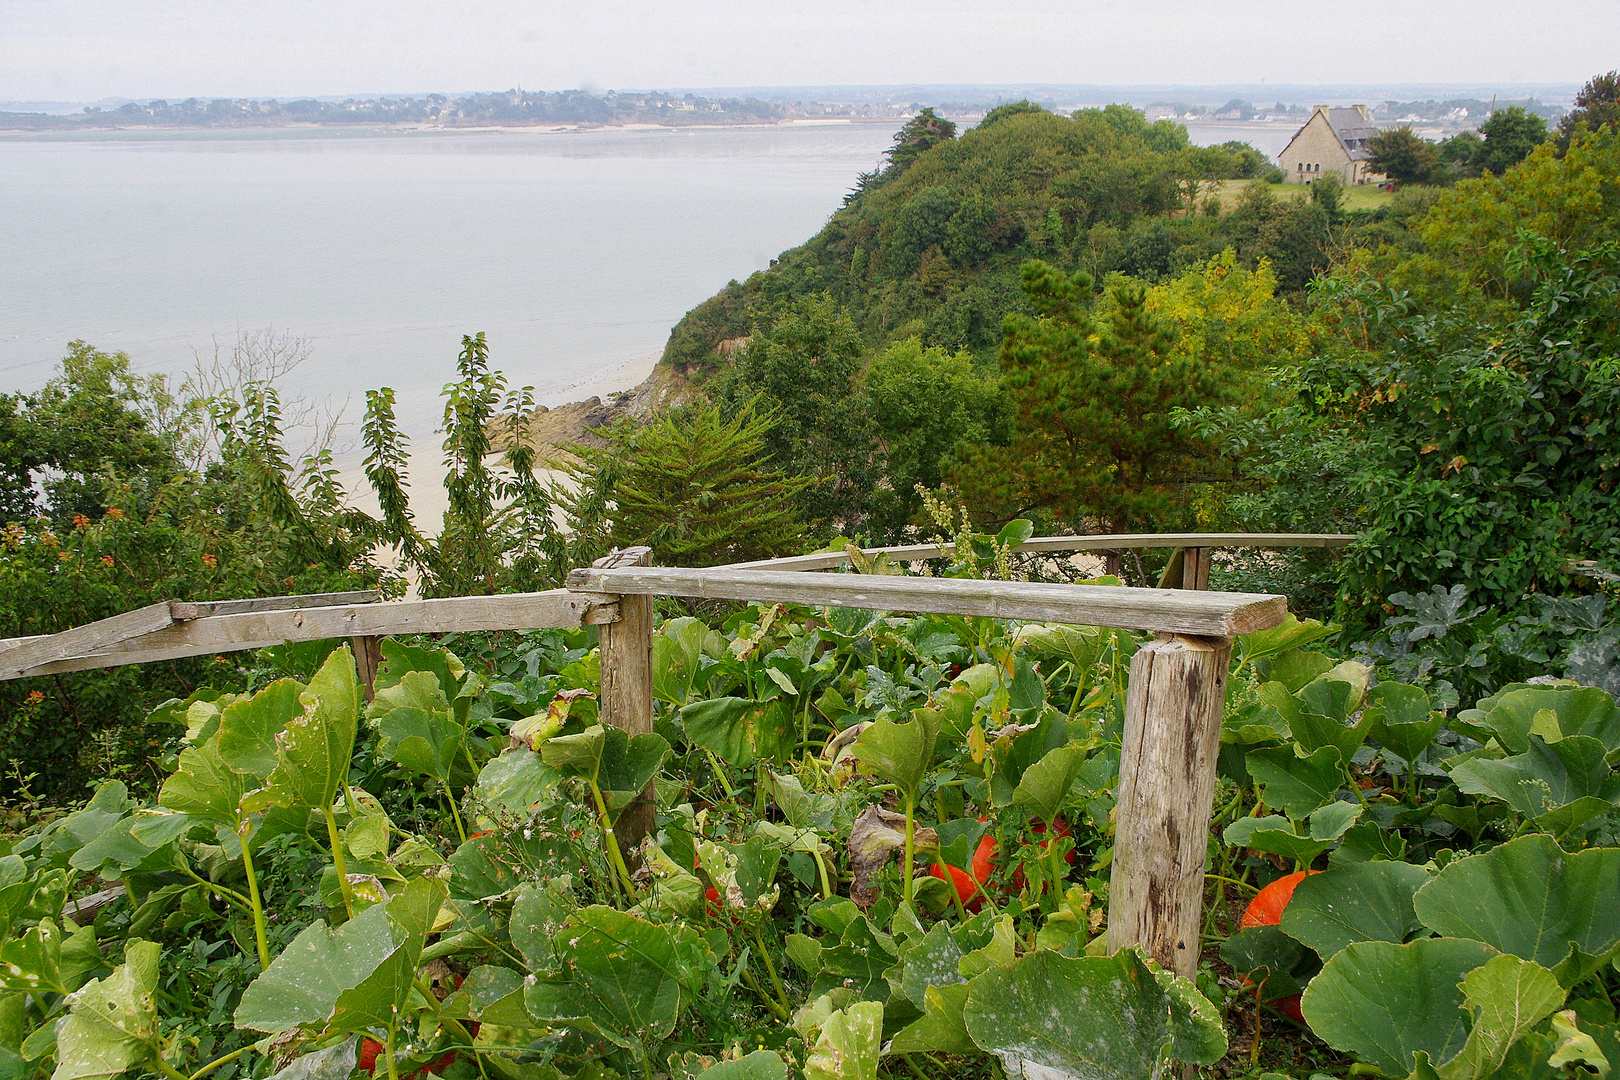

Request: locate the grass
(1201, 177), (1398, 213)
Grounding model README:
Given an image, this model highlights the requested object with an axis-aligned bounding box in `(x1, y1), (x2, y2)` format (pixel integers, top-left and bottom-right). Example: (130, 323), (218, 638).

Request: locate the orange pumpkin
(1239, 870), (1314, 1024)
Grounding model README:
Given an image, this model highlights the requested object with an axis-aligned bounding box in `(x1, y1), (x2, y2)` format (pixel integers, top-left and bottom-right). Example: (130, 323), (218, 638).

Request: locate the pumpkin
(1239, 870), (1315, 1023)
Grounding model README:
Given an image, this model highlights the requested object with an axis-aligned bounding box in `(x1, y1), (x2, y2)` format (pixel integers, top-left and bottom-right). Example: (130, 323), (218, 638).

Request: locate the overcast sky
(2, 0), (1611, 103)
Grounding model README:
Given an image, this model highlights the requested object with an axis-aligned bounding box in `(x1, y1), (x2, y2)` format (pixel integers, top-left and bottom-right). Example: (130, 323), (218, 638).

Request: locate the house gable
(1277, 105), (1386, 185)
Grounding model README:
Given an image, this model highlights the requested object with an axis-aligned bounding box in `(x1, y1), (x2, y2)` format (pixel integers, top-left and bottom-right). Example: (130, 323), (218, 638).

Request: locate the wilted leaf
(803, 1000), (883, 1080)
(847, 806), (935, 910)
(267, 1037), (359, 1080)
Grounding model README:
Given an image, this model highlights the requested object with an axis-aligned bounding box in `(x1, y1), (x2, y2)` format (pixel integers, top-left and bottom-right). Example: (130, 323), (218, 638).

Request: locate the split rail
(0, 531), (1353, 979)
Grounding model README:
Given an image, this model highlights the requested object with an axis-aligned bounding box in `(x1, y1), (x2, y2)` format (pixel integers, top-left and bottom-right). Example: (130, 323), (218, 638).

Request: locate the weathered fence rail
(0, 532), (1357, 980)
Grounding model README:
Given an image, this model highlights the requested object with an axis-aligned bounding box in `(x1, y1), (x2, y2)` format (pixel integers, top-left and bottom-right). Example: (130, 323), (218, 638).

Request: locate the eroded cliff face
(497, 363), (700, 462)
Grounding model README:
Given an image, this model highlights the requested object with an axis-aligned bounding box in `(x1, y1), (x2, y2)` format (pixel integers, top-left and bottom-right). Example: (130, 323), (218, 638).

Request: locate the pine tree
(564, 399), (808, 566)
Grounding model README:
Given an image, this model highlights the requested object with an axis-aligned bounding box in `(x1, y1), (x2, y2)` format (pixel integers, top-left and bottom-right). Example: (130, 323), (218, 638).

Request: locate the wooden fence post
(352, 635), (383, 702)
(594, 547), (656, 860)
(1107, 631), (1232, 980)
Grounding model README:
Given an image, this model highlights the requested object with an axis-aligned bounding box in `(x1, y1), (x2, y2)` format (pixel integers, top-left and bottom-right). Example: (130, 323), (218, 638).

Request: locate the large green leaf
(691, 1050), (789, 1080)
(247, 647), (360, 813)
(962, 948), (1226, 1079)
(597, 729), (672, 819)
(216, 679), (305, 780)
(1239, 615), (1339, 669)
(509, 880), (577, 970)
(1413, 833), (1620, 986)
(802, 1000), (883, 1080)
(1299, 937), (1498, 1076)
(1424, 953), (1566, 1080)
(470, 748), (562, 819)
(158, 742), (247, 825)
(1223, 802), (1362, 866)
(234, 878), (441, 1032)
(852, 712), (940, 801)
(524, 906), (708, 1054)
(370, 671), (464, 784)
(1014, 624), (1108, 670)
(677, 697), (789, 769)
(52, 939), (161, 1080)
(887, 984), (973, 1055)
(1011, 744), (1086, 826)
(1449, 735), (1620, 834)
(1462, 685), (1620, 756)
(652, 617), (722, 706)
(1220, 925), (1311, 999)
(1246, 745), (1343, 819)
(1366, 682), (1444, 763)
(1280, 861), (1432, 960)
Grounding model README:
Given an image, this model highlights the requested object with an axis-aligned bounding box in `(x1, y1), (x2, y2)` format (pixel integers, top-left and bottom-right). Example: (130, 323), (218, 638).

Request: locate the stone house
(1277, 105), (1385, 185)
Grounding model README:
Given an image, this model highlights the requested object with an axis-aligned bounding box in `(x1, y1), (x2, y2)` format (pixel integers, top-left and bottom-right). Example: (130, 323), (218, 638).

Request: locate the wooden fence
(0, 531), (1352, 980)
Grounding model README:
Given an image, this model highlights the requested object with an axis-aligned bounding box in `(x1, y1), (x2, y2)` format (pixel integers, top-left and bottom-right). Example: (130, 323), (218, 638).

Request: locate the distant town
(0, 84), (1570, 136)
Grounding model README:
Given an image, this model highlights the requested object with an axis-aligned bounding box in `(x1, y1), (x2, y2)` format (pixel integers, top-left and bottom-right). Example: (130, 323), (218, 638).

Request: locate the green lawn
(1204, 177), (1398, 213)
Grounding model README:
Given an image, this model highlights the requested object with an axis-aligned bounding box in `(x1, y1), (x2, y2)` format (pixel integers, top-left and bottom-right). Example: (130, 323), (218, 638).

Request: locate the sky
(2, 0), (1612, 103)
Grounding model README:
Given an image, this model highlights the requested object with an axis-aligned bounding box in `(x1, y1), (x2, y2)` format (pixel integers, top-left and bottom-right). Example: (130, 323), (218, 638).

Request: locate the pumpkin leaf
(1413, 833), (1620, 987)
(1449, 735), (1620, 835)
(246, 647), (360, 813)
(802, 1000), (883, 1080)
(1245, 745), (1343, 819)
(852, 712), (941, 802)
(370, 671), (464, 784)
(1280, 860), (1432, 960)
(679, 697), (787, 768)
(52, 939), (162, 1080)
(1010, 744), (1087, 826)
(691, 1050), (789, 1080)
(1299, 937), (1498, 1077)
(1427, 953), (1566, 1080)
(1365, 682), (1444, 763)
(962, 947), (1225, 1078)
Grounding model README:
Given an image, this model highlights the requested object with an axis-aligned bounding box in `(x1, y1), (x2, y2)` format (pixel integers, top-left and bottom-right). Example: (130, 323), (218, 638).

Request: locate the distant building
(1277, 105), (1385, 185)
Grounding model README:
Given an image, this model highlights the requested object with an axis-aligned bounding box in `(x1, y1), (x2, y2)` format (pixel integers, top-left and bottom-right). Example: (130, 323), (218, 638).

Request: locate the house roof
(1322, 106), (1378, 161)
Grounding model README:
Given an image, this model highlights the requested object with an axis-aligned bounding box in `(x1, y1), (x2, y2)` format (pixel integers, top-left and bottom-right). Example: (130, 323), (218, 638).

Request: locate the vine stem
(187, 1045), (251, 1080)
(586, 775), (637, 901)
(180, 869), (251, 912)
(901, 793), (917, 909)
(1205, 874), (1261, 894)
(153, 1058), (190, 1080)
(384, 1022), (400, 1080)
(443, 781), (468, 844)
(322, 803), (356, 919)
(739, 961), (788, 1021)
(749, 925), (791, 1015)
(236, 822), (271, 971)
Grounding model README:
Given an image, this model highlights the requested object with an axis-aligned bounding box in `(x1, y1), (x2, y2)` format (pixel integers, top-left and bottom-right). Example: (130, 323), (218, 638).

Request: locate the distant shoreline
(0, 117), (893, 139)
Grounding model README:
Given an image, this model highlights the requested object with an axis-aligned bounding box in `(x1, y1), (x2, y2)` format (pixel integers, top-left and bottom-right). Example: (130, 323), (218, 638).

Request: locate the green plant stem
(704, 749), (737, 800)
(322, 803), (356, 919)
(739, 961), (788, 1021)
(152, 1057), (190, 1080)
(1206, 874), (1260, 894)
(749, 925), (791, 1015)
(236, 823), (272, 971)
(187, 1045), (252, 1080)
(901, 1054), (930, 1080)
(385, 1023), (400, 1080)
(180, 868), (251, 912)
(946, 862), (970, 922)
(1045, 822), (1065, 909)
(902, 793), (917, 908)
(811, 847), (835, 901)
(442, 781), (468, 844)
(586, 775), (637, 902)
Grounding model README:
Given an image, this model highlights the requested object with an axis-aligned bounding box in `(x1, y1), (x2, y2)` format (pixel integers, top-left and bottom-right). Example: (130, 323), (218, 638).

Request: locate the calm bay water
(0, 118), (1282, 450)
(0, 123), (895, 440)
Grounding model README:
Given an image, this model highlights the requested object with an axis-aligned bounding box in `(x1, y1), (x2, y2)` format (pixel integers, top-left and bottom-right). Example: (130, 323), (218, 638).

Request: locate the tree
(562, 400), (808, 566)
(958, 261), (1237, 533)
(1367, 126), (1439, 185)
(1554, 70), (1620, 155)
(864, 338), (1011, 532)
(1474, 106), (1548, 175)
(885, 107), (957, 174)
(712, 296), (880, 534)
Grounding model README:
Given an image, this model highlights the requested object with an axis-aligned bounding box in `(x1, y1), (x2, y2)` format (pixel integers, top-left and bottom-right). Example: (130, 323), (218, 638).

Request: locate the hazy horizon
(4, 0), (1610, 104)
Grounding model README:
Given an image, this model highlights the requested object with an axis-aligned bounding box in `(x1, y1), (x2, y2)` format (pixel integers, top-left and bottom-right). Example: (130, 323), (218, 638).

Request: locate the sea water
(0, 123), (896, 441)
